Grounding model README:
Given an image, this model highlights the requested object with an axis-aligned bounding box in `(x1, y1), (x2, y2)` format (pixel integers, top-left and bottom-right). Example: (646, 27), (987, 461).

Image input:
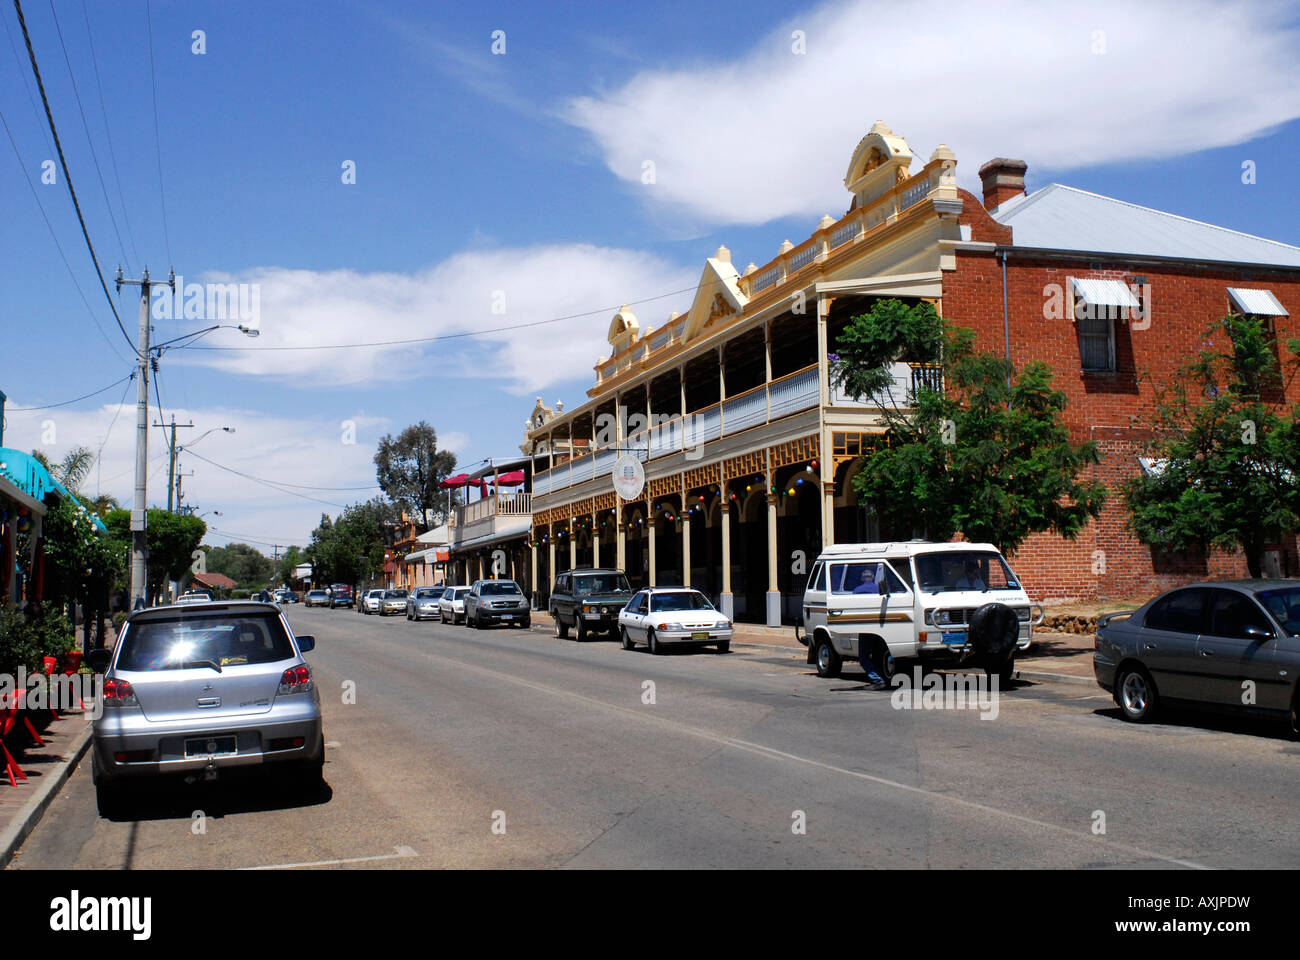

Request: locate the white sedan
(438, 586), (470, 624)
(618, 587), (732, 655)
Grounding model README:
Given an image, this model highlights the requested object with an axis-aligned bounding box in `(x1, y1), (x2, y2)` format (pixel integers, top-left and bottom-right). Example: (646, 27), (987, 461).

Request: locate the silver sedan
(87, 601), (324, 818)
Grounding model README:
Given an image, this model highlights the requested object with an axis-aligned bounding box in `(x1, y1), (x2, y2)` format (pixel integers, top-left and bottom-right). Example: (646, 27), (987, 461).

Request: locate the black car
(550, 568), (634, 641)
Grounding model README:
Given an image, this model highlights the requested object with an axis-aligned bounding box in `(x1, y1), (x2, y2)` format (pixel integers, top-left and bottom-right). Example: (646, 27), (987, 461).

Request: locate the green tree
(305, 499), (397, 587)
(374, 421), (457, 527)
(1124, 315), (1300, 576)
(202, 542), (275, 589)
(104, 509), (207, 601)
(833, 299), (1107, 554)
(276, 545), (303, 587)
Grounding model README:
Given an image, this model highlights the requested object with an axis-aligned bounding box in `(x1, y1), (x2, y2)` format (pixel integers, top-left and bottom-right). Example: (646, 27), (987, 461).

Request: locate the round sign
(612, 454), (646, 500)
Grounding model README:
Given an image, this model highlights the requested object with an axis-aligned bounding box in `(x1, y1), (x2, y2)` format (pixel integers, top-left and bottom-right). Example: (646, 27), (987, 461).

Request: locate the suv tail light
(278, 664), (313, 695)
(102, 678), (137, 707)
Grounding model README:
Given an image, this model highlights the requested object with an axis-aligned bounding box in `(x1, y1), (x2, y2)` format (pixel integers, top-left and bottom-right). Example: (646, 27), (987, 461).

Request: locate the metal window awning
(1070, 277), (1140, 308)
(1138, 457), (1167, 477)
(1227, 287), (1288, 317)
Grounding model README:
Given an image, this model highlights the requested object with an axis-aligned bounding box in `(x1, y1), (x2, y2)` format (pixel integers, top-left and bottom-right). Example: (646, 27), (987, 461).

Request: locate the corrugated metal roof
(1070, 277), (1140, 308)
(1227, 287), (1289, 316)
(993, 184), (1300, 267)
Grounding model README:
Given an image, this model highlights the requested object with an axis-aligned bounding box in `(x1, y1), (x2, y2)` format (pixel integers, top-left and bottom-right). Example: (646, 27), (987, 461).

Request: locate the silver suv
(464, 580), (531, 629)
(87, 601), (324, 818)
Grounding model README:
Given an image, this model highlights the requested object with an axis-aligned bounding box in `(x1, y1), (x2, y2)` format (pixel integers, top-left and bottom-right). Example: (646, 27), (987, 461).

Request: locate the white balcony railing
(532, 364), (821, 498)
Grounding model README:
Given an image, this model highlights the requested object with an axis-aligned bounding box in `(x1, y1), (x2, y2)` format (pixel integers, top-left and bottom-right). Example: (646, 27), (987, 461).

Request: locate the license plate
(691, 632), (709, 641)
(185, 736), (237, 758)
(501, 614), (514, 620)
(943, 631), (967, 645)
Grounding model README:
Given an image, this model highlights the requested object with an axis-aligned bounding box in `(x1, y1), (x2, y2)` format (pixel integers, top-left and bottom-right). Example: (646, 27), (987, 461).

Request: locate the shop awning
(1227, 287), (1288, 316)
(1069, 278), (1140, 308)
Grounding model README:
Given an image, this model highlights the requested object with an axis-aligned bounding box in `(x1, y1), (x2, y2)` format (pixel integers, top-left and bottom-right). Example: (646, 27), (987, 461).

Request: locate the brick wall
(943, 244), (1300, 599)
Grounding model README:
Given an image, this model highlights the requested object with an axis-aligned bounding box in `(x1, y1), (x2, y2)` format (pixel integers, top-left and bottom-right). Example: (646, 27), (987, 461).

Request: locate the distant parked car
(438, 586), (470, 624)
(176, 591), (211, 606)
(277, 590), (299, 604)
(378, 590), (408, 616)
(1095, 580), (1300, 733)
(406, 586), (443, 621)
(304, 590), (330, 608)
(464, 580), (530, 629)
(360, 589), (384, 614)
(618, 587), (732, 655)
(549, 568), (633, 641)
(330, 584), (354, 608)
(85, 600), (323, 818)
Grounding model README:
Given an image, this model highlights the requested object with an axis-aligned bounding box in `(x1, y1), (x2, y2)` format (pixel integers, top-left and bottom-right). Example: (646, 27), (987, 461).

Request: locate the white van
(799, 541), (1043, 682)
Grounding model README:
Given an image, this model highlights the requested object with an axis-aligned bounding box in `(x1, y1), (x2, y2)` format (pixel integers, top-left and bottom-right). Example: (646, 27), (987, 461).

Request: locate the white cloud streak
(564, 0), (1300, 226)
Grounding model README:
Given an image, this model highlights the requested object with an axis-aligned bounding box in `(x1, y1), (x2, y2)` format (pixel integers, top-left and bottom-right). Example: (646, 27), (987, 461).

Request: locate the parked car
(618, 587), (732, 654)
(360, 589), (384, 614)
(1095, 580), (1300, 732)
(330, 584), (354, 608)
(176, 591), (211, 605)
(84, 600), (324, 818)
(550, 568), (633, 641)
(378, 590), (408, 616)
(800, 541), (1043, 683)
(438, 586), (470, 624)
(464, 580), (530, 629)
(304, 590), (330, 608)
(406, 586), (443, 621)
(276, 590), (299, 604)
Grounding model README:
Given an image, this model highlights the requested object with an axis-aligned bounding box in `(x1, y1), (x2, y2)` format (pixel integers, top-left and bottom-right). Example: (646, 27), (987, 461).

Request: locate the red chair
(60, 652), (86, 712)
(14, 686), (45, 747)
(39, 657), (62, 721)
(0, 694), (29, 786)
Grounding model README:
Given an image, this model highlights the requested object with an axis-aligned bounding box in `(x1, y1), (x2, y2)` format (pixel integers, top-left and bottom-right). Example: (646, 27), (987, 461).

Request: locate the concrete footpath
(526, 609), (1097, 685)
(0, 708), (94, 869)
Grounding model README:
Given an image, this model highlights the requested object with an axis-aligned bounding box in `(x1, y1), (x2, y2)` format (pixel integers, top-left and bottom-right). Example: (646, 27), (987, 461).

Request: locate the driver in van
(955, 560), (985, 590)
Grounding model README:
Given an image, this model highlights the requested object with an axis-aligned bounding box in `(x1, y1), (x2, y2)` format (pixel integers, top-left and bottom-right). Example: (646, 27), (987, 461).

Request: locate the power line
(47, 0), (131, 274)
(11, 0), (137, 357)
(182, 449), (351, 508)
(206, 527), (287, 550)
(94, 371), (135, 496)
(0, 101), (131, 364)
(6, 371), (134, 410)
(79, 0), (139, 269)
(179, 281), (711, 353)
(144, 0), (171, 266)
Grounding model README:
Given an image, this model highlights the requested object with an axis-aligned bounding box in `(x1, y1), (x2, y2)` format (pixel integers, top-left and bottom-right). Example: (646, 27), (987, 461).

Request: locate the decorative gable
(681, 245), (748, 343)
(844, 121), (913, 210)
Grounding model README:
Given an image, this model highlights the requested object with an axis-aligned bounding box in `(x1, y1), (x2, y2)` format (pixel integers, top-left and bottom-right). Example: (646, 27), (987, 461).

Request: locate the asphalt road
(11, 604), (1300, 869)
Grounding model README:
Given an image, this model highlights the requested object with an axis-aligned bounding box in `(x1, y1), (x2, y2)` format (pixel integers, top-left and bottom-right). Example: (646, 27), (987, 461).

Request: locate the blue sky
(3, 0), (1300, 553)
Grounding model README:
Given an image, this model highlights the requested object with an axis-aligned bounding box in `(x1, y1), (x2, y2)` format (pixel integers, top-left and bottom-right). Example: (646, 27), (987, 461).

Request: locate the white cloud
(564, 0), (1300, 226)
(178, 245), (695, 393)
(2, 401), (390, 549)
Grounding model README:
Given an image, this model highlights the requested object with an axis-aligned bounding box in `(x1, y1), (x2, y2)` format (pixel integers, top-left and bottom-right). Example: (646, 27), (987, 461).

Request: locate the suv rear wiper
(184, 659), (223, 673)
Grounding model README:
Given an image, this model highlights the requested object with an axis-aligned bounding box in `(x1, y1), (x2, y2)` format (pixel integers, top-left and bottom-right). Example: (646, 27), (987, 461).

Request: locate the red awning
(490, 470), (526, 487)
(440, 473), (488, 492)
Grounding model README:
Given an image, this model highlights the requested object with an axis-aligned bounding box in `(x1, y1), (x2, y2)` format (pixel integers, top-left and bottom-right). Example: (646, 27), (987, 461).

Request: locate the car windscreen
(573, 574), (632, 596)
(480, 582), (522, 596)
(1257, 587), (1300, 636)
(385, 590), (407, 598)
(413, 588), (439, 598)
(117, 612), (296, 671)
(913, 552), (1019, 593)
(308, 591), (326, 597)
(651, 592), (712, 613)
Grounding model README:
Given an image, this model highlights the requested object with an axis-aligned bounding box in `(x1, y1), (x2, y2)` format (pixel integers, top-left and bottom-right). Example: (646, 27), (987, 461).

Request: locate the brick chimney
(978, 158), (1028, 211)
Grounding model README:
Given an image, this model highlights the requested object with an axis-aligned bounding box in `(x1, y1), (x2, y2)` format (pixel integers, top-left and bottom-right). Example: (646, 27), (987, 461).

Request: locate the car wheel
(814, 636), (842, 679)
(438, 609), (445, 623)
(989, 657), (1016, 688)
(521, 617), (531, 629)
(621, 627), (635, 651)
(873, 639), (895, 682)
(1116, 664), (1158, 722)
(576, 617), (588, 642)
(648, 630), (662, 655)
(716, 640), (730, 654)
(554, 611), (569, 639)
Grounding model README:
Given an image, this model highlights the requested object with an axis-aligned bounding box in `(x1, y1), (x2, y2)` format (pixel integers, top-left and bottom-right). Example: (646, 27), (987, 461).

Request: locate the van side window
(831, 561), (910, 595)
(808, 562), (824, 591)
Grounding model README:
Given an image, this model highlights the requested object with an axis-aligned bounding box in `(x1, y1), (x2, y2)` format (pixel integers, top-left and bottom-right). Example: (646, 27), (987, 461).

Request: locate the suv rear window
(118, 611), (296, 671)
(572, 573), (632, 595)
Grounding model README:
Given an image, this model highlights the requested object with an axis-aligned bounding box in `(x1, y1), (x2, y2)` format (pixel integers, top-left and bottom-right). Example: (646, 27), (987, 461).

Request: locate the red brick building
(946, 160), (1300, 599)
